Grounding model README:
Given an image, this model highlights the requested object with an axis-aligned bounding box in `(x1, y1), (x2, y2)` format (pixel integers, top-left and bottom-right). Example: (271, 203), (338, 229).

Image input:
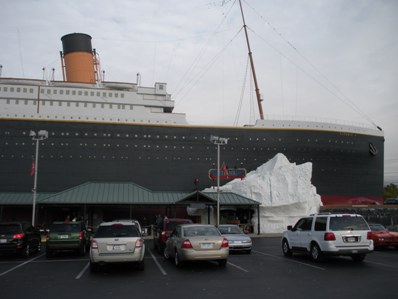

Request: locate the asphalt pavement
(0, 237), (396, 299)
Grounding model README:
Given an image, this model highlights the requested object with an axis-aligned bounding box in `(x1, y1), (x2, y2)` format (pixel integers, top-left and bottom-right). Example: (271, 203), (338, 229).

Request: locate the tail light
(221, 238), (229, 248)
(161, 231), (167, 242)
(367, 232), (372, 240)
(135, 239), (144, 249)
(182, 239), (193, 249)
(79, 231), (83, 240)
(324, 232), (336, 241)
(91, 240), (98, 249)
(12, 233), (25, 239)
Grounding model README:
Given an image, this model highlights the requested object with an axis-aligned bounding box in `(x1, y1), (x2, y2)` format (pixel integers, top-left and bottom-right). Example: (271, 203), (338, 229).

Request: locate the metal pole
(32, 139), (39, 226)
(217, 143), (220, 226)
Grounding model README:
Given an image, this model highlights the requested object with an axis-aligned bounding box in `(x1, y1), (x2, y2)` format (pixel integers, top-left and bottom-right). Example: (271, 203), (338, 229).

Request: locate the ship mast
(238, 0), (264, 120)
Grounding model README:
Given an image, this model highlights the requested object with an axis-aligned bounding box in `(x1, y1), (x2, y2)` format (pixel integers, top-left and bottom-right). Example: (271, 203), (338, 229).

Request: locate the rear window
(329, 216), (369, 231)
(219, 226), (241, 234)
(0, 224), (21, 234)
(50, 223), (81, 233)
(165, 221), (191, 231)
(95, 225), (140, 238)
(183, 226), (220, 237)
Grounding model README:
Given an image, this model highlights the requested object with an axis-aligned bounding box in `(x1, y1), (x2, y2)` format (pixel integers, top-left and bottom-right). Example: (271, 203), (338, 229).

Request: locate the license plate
(59, 235), (69, 239)
(200, 243), (214, 249)
(0, 239), (6, 243)
(345, 237), (357, 242)
(234, 241), (242, 244)
(112, 245), (122, 251)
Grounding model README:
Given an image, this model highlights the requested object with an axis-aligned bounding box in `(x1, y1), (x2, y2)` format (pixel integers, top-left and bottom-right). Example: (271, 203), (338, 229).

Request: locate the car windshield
(0, 224), (21, 234)
(95, 224), (140, 238)
(369, 224), (386, 231)
(50, 223), (81, 233)
(329, 216), (369, 231)
(183, 226), (220, 237)
(219, 226), (242, 234)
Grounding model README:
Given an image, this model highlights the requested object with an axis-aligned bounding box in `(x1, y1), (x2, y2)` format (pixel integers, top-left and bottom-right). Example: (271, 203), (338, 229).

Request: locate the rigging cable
(174, 27), (243, 107)
(243, 0), (379, 129)
(234, 55), (250, 126)
(173, 0), (236, 102)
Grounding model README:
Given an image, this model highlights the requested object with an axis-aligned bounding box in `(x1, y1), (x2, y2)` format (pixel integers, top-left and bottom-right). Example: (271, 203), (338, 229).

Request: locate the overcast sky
(1, 0), (397, 185)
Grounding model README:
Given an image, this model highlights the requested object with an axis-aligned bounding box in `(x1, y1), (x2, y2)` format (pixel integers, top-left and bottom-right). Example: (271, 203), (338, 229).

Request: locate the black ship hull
(0, 119), (384, 205)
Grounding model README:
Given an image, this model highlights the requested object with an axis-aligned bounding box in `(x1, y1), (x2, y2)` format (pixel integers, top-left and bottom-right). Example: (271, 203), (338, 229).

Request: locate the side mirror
(287, 225), (293, 231)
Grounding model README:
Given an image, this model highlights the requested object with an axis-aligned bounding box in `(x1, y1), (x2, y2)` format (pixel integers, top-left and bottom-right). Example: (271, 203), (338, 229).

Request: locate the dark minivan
(0, 222), (41, 257)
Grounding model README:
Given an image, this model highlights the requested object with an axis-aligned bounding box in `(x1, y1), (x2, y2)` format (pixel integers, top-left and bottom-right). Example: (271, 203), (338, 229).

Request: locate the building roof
(0, 182), (260, 206)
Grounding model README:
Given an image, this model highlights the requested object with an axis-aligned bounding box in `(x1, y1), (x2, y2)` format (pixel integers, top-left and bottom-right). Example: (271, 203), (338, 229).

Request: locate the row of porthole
(4, 129), (355, 145)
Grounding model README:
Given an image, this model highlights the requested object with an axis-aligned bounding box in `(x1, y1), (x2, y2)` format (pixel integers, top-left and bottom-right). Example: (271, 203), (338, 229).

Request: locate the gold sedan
(163, 224), (229, 267)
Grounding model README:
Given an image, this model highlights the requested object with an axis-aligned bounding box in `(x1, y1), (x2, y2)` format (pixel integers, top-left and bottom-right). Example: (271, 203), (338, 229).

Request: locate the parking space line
(366, 260), (398, 269)
(0, 253), (45, 277)
(227, 261), (249, 272)
(252, 250), (325, 271)
(148, 249), (167, 275)
(75, 262), (90, 279)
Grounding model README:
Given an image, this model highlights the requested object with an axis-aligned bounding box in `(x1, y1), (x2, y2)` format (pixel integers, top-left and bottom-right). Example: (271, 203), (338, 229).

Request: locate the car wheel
(174, 250), (183, 268)
(352, 254), (366, 262)
(282, 239), (292, 257)
(22, 244), (30, 258)
(218, 259), (227, 267)
(163, 247), (170, 260)
(79, 244), (86, 256)
(310, 243), (323, 262)
(90, 261), (99, 273)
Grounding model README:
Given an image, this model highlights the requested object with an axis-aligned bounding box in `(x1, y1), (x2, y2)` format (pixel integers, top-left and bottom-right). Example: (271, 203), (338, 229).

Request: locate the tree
(384, 183), (398, 199)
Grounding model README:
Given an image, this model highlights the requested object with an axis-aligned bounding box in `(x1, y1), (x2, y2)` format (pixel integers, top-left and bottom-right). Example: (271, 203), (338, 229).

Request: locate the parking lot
(0, 237), (396, 299)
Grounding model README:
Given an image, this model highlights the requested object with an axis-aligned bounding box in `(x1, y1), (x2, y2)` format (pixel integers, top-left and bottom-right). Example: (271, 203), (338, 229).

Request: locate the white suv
(90, 221), (145, 272)
(281, 213), (374, 262)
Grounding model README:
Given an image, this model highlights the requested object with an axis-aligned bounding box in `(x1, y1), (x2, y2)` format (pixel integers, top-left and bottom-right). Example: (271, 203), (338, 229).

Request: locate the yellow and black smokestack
(61, 33), (95, 83)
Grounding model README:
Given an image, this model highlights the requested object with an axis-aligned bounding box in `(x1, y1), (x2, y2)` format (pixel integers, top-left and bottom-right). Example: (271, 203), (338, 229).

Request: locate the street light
(30, 130), (48, 226)
(210, 135), (228, 226)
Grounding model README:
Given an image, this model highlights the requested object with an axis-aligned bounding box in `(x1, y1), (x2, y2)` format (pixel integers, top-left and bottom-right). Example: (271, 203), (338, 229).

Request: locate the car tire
(351, 254), (366, 262)
(282, 239), (292, 257)
(90, 261), (99, 273)
(174, 250), (183, 268)
(218, 259), (227, 267)
(79, 244), (86, 256)
(22, 244), (30, 258)
(163, 247), (170, 260)
(310, 243), (323, 262)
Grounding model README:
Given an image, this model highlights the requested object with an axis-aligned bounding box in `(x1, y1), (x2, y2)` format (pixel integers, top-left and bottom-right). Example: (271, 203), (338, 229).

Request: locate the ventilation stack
(61, 33), (96, 83)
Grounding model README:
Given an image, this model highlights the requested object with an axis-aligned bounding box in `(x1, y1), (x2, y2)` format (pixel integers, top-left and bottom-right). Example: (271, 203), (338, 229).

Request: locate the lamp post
(210, 135), (228, 226)
(30, 130), (48, 226)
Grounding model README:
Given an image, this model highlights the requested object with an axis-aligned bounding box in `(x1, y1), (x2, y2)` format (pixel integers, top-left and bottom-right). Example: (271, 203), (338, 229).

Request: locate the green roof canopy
(0, 182), (260, 207)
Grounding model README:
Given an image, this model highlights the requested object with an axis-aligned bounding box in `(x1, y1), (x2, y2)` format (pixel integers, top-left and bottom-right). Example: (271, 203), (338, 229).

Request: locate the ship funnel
(61, 33), (97, 83)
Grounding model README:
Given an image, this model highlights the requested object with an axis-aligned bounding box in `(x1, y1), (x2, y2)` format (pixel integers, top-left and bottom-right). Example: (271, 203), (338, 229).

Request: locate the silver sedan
(218, 224), (252, 254)
(163, 224), (229, 267)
